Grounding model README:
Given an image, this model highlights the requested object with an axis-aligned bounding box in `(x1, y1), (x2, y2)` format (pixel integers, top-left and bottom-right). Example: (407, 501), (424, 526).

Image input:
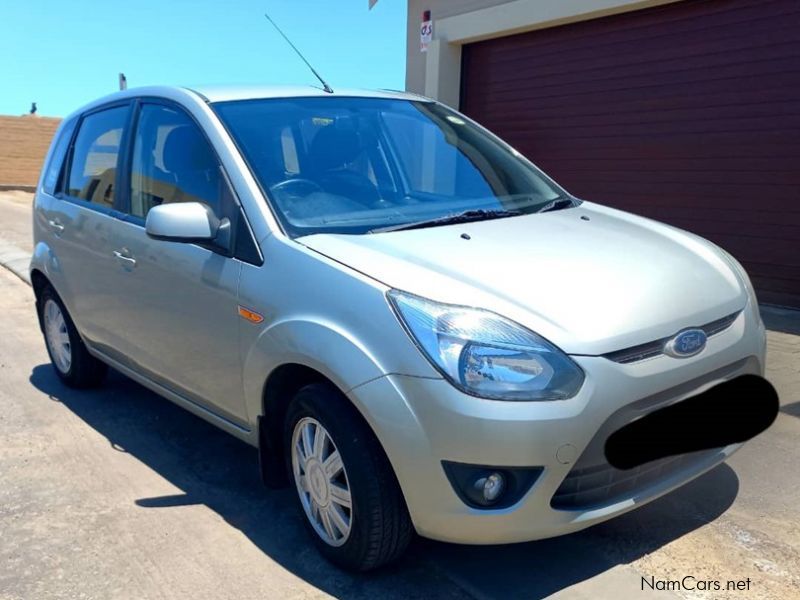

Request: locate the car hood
(297, 202), (747, 355)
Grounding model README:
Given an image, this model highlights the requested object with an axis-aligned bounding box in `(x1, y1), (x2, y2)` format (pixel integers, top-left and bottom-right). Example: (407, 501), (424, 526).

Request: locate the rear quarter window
(42, 117), (77, 195)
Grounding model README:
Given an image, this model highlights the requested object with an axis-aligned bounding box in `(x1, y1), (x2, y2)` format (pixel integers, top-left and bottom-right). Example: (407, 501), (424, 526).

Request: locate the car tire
(40, 286), (108, 388)
(284, 382), (413, 571)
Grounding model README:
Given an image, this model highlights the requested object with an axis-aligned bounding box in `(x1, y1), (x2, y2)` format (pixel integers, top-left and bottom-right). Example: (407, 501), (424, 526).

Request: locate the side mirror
(145, 202), (230, 250)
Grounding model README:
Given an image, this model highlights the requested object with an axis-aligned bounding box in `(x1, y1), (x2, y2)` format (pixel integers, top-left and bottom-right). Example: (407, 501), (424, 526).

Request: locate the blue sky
(0, 0), (407, 117)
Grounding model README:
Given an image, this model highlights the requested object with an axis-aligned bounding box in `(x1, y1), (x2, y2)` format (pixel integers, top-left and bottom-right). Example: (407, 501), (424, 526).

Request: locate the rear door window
(65, 106), (129, 208)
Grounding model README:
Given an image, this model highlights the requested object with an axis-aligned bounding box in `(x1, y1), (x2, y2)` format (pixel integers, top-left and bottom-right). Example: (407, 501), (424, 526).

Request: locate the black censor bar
(606, 375), (779, 470)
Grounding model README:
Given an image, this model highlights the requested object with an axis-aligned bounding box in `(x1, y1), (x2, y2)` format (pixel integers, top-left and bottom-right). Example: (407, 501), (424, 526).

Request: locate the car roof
(65, 85), (430, 121)
(188, 84), (428, 103)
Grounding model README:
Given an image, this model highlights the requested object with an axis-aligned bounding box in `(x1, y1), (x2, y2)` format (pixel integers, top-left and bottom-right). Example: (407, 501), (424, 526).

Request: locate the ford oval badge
(664, 328), (707, 358)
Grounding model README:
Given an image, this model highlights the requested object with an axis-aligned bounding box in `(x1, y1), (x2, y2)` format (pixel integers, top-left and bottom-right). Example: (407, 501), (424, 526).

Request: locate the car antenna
(264, 12), (334, 94)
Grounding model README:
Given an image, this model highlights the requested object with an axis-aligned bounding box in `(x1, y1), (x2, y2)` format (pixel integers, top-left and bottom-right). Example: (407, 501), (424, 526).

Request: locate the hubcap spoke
(320, 506), (336, 539)
(312, 426), (326, 460)
(298, 475), (310, 492)
(323, 450), (343, 478)
(301, 425), (314, 460)
(295, 440), (307, 465)
(329, 484), (351, 509)
(328, 503), (350, 535)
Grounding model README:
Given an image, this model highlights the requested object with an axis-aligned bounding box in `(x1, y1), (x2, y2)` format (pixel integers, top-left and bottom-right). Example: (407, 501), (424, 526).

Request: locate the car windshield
(213, 96), (570, 236)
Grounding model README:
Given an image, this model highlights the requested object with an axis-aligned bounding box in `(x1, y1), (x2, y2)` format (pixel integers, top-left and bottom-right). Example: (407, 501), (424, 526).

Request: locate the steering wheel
(270, 178), (324, 196)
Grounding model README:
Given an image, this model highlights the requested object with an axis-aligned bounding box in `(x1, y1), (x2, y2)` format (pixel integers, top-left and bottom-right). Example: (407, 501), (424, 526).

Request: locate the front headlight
(717, 246), (760, 321)
(388, 291), (584, 401)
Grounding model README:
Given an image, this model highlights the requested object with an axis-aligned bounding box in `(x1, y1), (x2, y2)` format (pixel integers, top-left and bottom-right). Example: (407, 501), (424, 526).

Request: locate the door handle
(48, 219), (65, 233)
(113, 250), (137, 268)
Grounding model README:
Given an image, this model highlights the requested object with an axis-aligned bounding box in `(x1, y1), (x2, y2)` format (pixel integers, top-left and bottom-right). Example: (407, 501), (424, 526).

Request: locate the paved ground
(1, 191), (799, 599)
(0, 191), (34, 253)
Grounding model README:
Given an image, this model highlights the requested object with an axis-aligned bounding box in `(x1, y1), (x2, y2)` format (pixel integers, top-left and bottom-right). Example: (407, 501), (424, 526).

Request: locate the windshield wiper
(368, 208), (522, 234)
(537, 197), (578, 213)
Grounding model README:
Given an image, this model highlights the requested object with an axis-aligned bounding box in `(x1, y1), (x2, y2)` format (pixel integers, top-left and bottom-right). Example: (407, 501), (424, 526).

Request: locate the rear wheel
(40, 286), (107, 388)
(284, 383), (412, 571)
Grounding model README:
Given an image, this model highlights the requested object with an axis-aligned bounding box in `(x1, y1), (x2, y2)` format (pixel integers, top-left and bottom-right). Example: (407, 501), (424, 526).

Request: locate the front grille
(703, 311), (741, 336)
(551, 451), (716, 510)
(603, 311), (740, 364)
(551, 359), (751, 512)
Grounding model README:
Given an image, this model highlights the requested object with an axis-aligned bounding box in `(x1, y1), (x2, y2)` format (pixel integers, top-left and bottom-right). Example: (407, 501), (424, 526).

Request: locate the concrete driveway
(1, 192), (799, 599)
(0, 190), (34, 253)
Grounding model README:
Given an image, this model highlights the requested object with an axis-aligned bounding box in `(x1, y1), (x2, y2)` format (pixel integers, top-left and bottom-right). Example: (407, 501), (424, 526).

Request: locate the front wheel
(284, 383), (412, 571)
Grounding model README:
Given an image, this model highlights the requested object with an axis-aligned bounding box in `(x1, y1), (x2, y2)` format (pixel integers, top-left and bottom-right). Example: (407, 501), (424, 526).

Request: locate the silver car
(32, 85), (768, 571)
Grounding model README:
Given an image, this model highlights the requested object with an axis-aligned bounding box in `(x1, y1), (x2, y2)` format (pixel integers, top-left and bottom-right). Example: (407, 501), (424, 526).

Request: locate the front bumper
(348, 308), (767, 544)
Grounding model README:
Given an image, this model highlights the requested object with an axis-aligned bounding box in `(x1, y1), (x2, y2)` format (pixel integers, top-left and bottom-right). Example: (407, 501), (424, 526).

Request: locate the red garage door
(461, 0), (800, 308)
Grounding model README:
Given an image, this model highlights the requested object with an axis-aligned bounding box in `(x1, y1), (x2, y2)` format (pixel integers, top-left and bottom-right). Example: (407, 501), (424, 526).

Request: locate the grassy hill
(0, 115), (62, 188)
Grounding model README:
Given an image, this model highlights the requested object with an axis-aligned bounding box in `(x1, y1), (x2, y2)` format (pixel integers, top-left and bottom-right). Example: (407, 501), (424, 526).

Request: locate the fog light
(475, 472), (505, 503)
(442, 461), (543, 509)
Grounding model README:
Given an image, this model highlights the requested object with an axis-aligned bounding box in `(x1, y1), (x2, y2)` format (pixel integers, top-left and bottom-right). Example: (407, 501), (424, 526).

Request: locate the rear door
(47, 103), (131, 347)
(107, 100), (248, 424)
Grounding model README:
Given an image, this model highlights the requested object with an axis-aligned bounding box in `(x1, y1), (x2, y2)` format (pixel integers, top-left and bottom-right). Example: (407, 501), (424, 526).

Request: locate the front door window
(130, 105), (225, 219)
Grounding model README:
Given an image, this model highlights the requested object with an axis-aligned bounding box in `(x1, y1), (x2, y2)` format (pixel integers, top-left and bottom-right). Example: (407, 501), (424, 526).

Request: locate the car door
(107, 100), (248, 424)
(47, 103), (131, 348)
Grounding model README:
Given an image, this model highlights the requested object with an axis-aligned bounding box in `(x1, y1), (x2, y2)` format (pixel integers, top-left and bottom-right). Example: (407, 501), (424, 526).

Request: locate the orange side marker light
(238, 305), (264, 324)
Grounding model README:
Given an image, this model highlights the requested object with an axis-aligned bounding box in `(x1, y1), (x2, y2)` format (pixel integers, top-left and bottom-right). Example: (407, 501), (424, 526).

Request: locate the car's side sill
(89, 348), (255, 446)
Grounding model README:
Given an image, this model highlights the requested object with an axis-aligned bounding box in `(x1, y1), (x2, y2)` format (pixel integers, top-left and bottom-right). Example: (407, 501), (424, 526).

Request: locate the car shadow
(30, 365), (740, 600)
(781, 401), (800, 419)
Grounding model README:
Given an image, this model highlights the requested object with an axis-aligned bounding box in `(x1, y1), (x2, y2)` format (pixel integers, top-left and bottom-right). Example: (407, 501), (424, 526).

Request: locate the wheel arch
(30, 268), (51, 331)
(243, 317), (390, 465)
(257, 359), (397, 492)
(30, 241), (77, 333)
(259, 362), (327, 487)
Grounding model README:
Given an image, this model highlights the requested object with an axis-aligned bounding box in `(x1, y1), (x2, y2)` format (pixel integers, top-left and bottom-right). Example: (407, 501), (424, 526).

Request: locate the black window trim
(56, 99), (133, 219)
(118, 96), (263, 266)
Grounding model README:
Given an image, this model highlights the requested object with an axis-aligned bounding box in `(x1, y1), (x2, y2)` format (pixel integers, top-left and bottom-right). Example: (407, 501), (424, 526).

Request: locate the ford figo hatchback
(33, 86), (769, 571)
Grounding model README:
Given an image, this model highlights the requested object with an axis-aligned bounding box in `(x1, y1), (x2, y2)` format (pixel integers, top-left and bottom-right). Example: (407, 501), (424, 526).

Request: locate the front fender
(241, 317), (388, 426)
